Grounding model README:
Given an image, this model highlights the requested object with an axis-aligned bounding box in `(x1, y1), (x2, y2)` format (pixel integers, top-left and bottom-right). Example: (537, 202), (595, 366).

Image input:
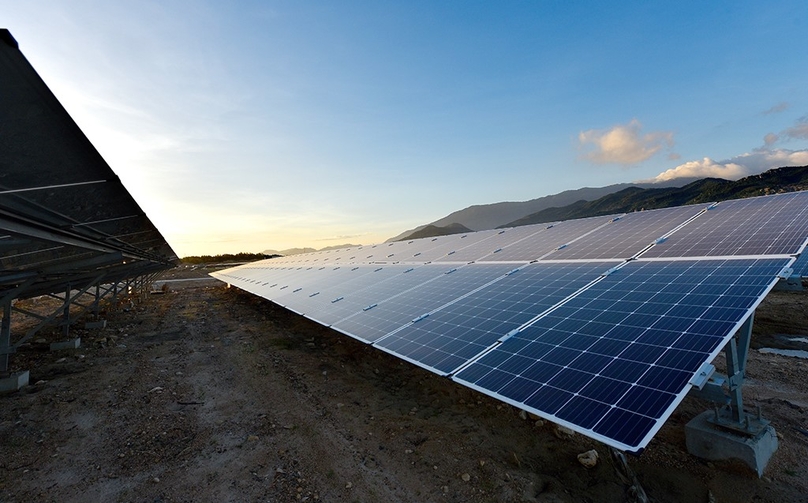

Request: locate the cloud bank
(648, 114), (808, 183)
(649, 148), (808, 182)
(578, 119), (674, 165)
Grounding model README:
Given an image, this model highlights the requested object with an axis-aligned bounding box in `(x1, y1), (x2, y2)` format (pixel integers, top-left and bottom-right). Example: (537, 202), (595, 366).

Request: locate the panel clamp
(498, 328), (520, 343)
(690, 362), (715, 390)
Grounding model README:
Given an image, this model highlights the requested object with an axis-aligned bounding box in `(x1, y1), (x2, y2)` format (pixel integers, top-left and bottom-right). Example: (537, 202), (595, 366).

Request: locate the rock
(247, 435), (259, 442)
(534, 419), (546, 428)
(577, 449), (599, 468)
(519, 410), (528, 420)
(553, 425), (575, 439)
(461, 473), (471, 482)
(345, 482), (352, 489)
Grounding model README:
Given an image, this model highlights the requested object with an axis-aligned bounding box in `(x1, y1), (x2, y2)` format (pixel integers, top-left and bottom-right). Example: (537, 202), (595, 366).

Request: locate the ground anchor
(686, 313), (778, 477)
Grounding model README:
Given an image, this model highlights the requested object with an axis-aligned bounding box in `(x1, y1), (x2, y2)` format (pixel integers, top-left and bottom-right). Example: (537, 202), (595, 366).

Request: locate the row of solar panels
(1, 30), (178, 304)
(252, 192), (808, 266)
(212, 190), (808, 452)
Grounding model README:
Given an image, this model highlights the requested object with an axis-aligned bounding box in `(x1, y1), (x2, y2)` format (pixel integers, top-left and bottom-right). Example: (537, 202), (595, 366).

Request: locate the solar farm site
(4, 26), (808, 503)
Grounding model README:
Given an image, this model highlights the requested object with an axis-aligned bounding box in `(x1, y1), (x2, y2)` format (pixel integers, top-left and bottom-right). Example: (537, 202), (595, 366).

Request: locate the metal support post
(93, 283), (101, 318)
(686, 311), (778, 476)
(704, 314), (769, 434)
(1, 301), (11, 375)
(62, 284), (71, 338)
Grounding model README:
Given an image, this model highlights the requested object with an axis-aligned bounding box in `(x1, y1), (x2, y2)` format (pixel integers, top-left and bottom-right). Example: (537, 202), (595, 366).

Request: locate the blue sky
(4, 1), (808, 256)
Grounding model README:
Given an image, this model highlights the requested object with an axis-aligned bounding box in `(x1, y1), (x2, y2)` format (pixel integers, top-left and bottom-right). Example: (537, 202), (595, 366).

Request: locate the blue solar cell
(373, 261), (615, 374)
(453, 257), (789, 452)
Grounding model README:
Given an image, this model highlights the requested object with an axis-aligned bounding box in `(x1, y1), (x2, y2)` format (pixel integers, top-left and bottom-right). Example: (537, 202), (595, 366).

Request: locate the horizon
(3, 2), (808, 255)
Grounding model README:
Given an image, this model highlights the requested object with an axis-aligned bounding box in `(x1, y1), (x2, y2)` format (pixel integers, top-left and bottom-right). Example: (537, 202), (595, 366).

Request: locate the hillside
(503, 165), (808, 227)
(390, 178), (703, 242)
(427, 184), (636, 231)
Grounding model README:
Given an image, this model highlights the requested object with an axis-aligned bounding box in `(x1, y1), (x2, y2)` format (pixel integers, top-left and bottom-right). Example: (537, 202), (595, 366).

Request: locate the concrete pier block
(85, 320), (107, 329)
(686, 410), (778, 477)
(50, 338), (81, 351)
(0, 370), (29, 392)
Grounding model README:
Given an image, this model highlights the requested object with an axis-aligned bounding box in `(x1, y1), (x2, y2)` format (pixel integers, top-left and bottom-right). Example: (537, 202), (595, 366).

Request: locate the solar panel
(374, 261), (618, 375)
(302, 266), (447, 326)
(429, 228), (505, 262)
(331, 264), (514, 342)
(643, 192), (808, 258)
(478, 214), (618, 262)
(453, 257), (790, 452)
(542, 205), (708, 260)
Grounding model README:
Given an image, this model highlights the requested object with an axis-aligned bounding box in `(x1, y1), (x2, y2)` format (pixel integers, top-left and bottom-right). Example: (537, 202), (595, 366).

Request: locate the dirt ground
(1, 266), (807, 503)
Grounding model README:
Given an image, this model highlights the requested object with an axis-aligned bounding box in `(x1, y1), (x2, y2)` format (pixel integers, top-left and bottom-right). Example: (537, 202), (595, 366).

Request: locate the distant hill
(401, 223), (473, 241)
(503, 165), (808, 227)
(391, 178), (701, 242)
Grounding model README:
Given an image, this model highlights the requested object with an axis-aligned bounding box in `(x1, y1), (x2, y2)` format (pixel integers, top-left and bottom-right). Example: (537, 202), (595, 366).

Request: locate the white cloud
(783, 120), (808, 141)
(650, 158), (748, 182)
(763, 133), (779, 146)
(649, 148), (808, 182)
(762, 102), (790, 115)
(578, 119), (674, 165)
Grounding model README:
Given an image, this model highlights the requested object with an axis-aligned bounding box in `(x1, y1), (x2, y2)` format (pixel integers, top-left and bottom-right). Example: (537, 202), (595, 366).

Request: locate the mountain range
(392, 165), (808, 241)
(265, 165), (808, 255)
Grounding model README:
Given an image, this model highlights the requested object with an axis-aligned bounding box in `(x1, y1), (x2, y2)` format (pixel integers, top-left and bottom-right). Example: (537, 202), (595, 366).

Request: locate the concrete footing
(50, 338), (81, 351)
(85, 320), (107, 329)
(0, 370), (29, 392)
(685, 410), (778, 477)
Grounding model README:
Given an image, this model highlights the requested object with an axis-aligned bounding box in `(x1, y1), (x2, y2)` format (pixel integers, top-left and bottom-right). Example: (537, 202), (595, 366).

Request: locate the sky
(3, 1), (808, 257)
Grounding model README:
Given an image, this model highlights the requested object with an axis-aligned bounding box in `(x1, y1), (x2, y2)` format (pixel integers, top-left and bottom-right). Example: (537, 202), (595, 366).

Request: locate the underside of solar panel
(211, 191), (808, 453)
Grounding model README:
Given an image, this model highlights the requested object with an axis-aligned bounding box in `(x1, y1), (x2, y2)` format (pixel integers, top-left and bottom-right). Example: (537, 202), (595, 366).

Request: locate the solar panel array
(1, 29), (177, 303)
(212, 191), (808, 452)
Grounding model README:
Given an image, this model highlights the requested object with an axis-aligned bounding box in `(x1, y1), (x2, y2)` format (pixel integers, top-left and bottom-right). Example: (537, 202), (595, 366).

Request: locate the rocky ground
(0, 266), (806, 502)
